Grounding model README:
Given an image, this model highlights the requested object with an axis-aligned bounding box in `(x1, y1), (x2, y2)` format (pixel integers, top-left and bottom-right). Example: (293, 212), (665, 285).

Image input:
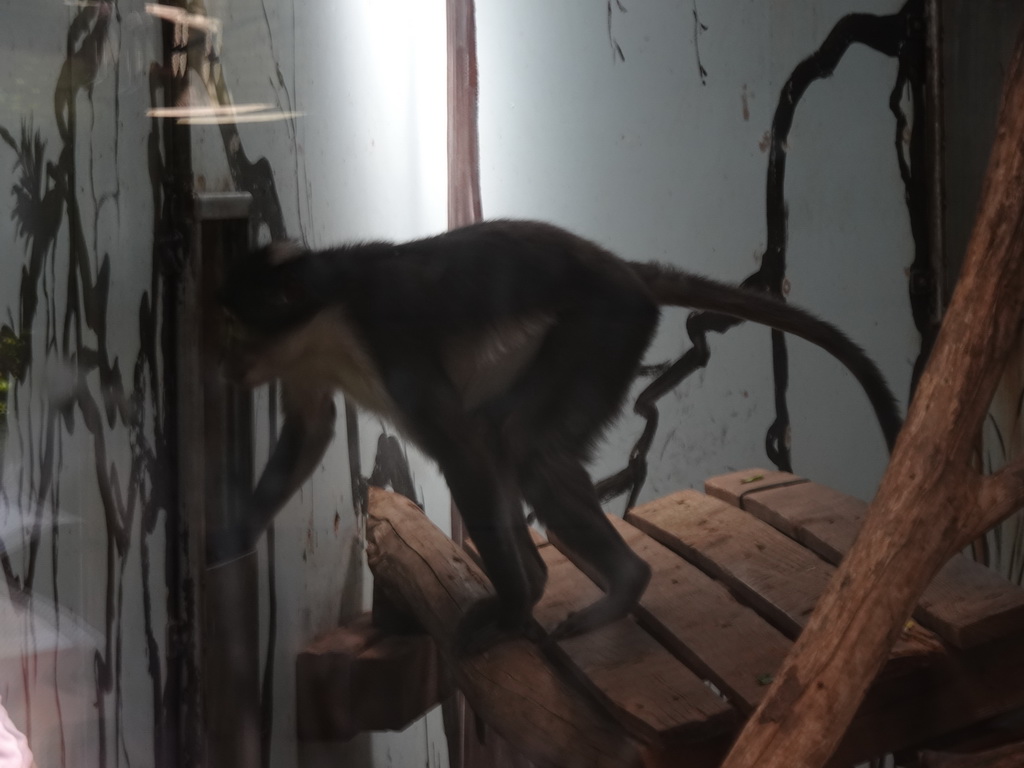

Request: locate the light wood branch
(977, 456), (1024, 538)
(719, 17), (1024, 768)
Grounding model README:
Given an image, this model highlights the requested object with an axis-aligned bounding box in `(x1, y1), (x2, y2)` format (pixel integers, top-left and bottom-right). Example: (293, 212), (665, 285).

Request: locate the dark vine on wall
(0, 2), (191, 765)
(597, 0), (934, 510)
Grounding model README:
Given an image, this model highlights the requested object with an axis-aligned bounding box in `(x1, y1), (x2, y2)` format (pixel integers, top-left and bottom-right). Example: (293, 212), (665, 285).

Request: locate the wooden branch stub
(365, 487), (643, 768)
(295, 613), (451, 740)
(296, 613), (380, 741)
(720, 17), (1024, 768)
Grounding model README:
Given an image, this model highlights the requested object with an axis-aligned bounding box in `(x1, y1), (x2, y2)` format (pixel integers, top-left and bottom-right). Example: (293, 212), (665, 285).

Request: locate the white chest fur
(254, 308), (399, 421)
(246, 308), (554, 422)
(304, 310), (398, 418)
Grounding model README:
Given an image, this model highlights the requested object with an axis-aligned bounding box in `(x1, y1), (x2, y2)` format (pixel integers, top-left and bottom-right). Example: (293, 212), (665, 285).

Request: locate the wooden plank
(730, 480), (1024, 648)
(910, 723), (1024, 764)
(629, 490), (833, 637)
(633, 486), (1024, 761)
(640, 737), (732, 768)
(703, 468), (808, 504)
(916, 559), (1024, 649)
(533, 539), (737, 745)
(296, 613), (383, 740)
(709, 478), (867, 560)
(350, 632), (452, 733)
(920, 741), (1024, 768)
(466, 530), (735, 745)
(627, 491), (943, 670)
(366, 488), (644, 768)
(832, 629), (1024, 766)
(295, 612), (453, 739)
(551, 516), (793, 713)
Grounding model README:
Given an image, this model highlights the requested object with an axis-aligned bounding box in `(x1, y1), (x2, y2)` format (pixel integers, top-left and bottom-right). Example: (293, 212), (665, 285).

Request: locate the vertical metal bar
(182, 192), (260, 768)
(159, 2), (198, 763)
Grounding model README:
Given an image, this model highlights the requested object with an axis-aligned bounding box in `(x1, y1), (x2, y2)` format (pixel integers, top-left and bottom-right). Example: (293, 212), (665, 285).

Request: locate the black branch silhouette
(597, 0), (929, 509)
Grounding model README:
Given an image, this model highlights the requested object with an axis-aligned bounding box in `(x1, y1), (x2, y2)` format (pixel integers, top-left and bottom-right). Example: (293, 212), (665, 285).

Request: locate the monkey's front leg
(206, 382), (336, 566)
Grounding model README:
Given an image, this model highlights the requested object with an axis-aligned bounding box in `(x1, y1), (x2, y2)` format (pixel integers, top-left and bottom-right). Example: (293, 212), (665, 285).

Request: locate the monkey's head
(219, 241), (331, 386)
(219, 241), (323, 334)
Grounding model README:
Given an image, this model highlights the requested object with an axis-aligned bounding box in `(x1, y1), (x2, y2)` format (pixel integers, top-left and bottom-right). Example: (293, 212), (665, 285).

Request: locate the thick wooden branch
(720, 19), (1024, 768)
(365, 488), (642, 768)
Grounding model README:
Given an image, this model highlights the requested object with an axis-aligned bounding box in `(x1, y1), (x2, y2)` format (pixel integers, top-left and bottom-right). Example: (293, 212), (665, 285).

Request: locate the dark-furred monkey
(216, 219), (901, 652)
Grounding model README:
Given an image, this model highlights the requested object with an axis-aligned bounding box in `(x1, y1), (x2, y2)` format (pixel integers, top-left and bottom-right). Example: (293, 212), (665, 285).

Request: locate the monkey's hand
(205, 524), (259, 567)
(203, 382), (336, 568)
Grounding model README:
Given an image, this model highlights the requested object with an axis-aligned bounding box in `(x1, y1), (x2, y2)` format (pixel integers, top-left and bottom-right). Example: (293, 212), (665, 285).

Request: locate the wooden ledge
(319, 477), (1024, 767)
(296, 612), (451, 741)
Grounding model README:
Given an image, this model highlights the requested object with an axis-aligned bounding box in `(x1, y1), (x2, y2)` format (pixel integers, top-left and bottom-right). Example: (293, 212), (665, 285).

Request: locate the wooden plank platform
(320, 472), (1024, 768)
(706, 469), (1024, 648)
(532, 538), (737, 745)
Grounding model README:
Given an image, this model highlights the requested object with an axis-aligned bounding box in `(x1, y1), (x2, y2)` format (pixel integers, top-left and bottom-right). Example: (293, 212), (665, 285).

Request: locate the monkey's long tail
(630, 261), (903, 451)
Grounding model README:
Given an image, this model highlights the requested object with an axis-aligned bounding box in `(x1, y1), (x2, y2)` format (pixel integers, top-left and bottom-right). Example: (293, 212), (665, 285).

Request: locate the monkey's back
(338, 219), (651, 340)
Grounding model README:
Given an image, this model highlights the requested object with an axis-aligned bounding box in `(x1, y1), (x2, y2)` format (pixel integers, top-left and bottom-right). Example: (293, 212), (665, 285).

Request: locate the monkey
(214, 219), (902, 653)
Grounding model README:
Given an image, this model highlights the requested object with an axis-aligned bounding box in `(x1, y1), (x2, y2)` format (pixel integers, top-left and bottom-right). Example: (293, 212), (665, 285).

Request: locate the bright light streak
(146, 104), (274, 119)
(178, 110), (305, 125)
(144, 3), (222, 36)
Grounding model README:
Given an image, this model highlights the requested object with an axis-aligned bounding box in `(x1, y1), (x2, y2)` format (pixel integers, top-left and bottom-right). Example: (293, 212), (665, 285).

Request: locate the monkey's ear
(266, 240), (307, 265)
(274, 270), (313, 309)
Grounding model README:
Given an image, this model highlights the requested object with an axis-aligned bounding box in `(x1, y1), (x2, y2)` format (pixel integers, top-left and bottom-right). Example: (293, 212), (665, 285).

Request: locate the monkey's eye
(222, 312), (247, 343)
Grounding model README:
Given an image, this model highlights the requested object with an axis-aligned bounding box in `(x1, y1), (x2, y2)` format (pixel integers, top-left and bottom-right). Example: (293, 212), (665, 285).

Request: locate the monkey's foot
(546, 610), (593, 642)
(455, 598), (540, 656)
(547, 556), (651, 641)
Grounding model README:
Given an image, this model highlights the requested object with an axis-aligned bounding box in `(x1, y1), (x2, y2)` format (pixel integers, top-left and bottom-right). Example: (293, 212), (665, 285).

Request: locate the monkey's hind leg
(455, 506), (548, 655)
(521, 453), (650, 641)
(430, 457), (547, 655)
(408, 403), (547, 653)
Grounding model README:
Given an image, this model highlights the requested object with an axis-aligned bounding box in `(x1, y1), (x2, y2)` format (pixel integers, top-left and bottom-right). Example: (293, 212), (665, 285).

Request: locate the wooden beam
(365, 488), (643, 768)
(920, 741), (1024, 768)
(719, 17), (1024, 768)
